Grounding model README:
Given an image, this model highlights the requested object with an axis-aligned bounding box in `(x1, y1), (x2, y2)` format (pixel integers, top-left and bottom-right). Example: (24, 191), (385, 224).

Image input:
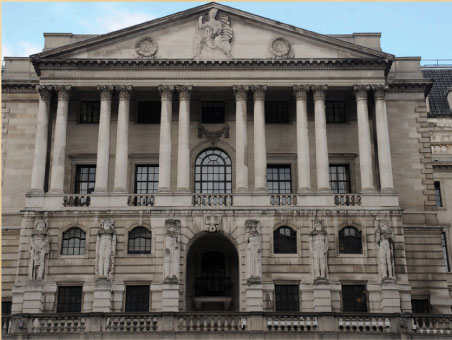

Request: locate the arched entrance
(186, 233), (239, 311)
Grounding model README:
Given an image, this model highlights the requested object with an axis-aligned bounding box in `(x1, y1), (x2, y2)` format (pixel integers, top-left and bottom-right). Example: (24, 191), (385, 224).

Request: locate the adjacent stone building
(2, 3), (452, 339)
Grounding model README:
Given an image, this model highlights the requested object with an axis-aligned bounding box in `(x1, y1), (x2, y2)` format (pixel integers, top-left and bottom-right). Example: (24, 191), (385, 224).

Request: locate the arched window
(339, 226), (362, 254)
(128, 227), (152, 254)
(61, 227), (86, 255)
(194, 149), (232, 193)
(274, 226), (297, 254)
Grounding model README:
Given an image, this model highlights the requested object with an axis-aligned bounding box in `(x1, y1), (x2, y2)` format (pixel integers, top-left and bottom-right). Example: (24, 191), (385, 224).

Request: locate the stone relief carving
(164, 219), (181, 284)
(197, 124), (229, 145)
(135, 37), (158, 58)
(29, 217), (50, 281)
(268, 37), (293, 59)
(375, 218), (395, 280)
(309, 219), (329, 282)
(194, 8), (233, 58)
(204, 215), (221, 232)
(95, 219), (116, 280)
(245, 220), (262, 285)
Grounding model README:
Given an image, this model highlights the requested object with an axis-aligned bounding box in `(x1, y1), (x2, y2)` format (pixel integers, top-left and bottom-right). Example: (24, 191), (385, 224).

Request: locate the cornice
(387, 79), (433, 96)
(433, 163), (452, 171)
(1, 83), (39, 93)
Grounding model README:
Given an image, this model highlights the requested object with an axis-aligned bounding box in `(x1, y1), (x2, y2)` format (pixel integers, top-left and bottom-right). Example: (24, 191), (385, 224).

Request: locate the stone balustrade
(270, 194), (297, 206)
(31, 315), (86, 333)
(266, 314), (318, 331)
(105, 314), (158, 332)
(62, 195), (91, 207)
(177, 314), (245, 331)
(192, 194), (233, 207)
(127, 194), (155, 207)
(412, 315), (452, 334)
(337, 315), (390, 332)
(334, 194), (362, 206)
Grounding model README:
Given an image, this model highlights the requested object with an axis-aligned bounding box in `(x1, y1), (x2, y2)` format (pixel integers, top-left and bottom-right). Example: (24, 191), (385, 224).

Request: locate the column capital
(55, 85), (71, 101)
(233, 85), (249, 101)
(373, 84), (389, 100)
(176, 85), (193, 101)
(353, 85), (371, 101)
(115, 85), (133, 101)
(293, 85), (309, 100)
(311, 85), (328, 100)
(97, 85), (114, 101)
(250, 85), (267, 101)
(36, 85), (53, 101)
(158, 85), (175, 101)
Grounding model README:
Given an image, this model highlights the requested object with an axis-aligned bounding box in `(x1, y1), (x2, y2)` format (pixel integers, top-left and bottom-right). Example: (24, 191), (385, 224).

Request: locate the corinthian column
(29, 86), (52, 194)
(373, 85), (394, 192)
(354, 85), (375, 192)
(176, 85), (193, 192)
(113, 85), (132, 192)
(233, 85), (249, 193)
(312, 85), (330, 192)
(251, 85), (267, 192)
(293, 85), (311, 192)
(49, 86), (71, 194)
(158, 85), (175, 192)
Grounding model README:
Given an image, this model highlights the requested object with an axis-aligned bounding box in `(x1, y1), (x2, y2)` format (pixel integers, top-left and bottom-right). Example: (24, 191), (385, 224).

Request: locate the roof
(422, 67), (452, 117)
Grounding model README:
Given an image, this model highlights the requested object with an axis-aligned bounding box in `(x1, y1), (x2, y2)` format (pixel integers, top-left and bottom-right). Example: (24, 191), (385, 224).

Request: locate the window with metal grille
(61, 227), (86, 256)
(194, 149), (232, 193)
(342, 285), (367, 312)
(326, 101), (346, 123)
(125, 286), (150, 312)
(412, 299), (430, 314)
(128, 227), (152, 254)
(137, 101), (161, 124)
(201, 101), (225, 124)
(435, 181), (443, 207)
(80, 101), (100, 124)
(265, 101), (289, 123)
(267, 165), (291, 194)
(57, 286), (82, 313)
(274, 226), (297, 254)
(339, 226), (363, 254)
(275, 285), (299, 311)
(441, 232), (450, 272)
(329, 165), (351, 194)
(135, 165), (159, 194)
(75, 165), (96, 194)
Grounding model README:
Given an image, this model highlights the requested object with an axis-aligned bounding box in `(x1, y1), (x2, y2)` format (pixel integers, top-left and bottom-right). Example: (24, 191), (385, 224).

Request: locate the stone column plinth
(158, 86), (175, 192)
(233, 85), (249, 192)
(94, 86), (113, 193)
(251, 85), (267, 192)
(23, 281), (44, 313)
(176, 85), (193, 192)
(49, 86), (71, 194)
(294, 85), (311, 193)
(92, 279), (112, 313)
(30, 86), (52, 194)
(162, 283), (179, 312)
(354, 85), (375, 192)
(381, 280), (401, 313)
(246, 284), (263, 312)
(313, 282), (332, 312)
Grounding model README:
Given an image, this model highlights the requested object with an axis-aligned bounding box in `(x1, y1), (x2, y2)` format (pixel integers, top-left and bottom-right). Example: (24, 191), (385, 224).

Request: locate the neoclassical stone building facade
(2, 3), (452, 339)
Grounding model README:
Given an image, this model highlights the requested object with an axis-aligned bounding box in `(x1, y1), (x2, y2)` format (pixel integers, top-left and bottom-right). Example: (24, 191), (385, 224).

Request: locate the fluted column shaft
(49, 86), (71, 193)
(113, 86), (132, 192)
(158, 86), (175, 192)
(176, 85), (193, 192)
(30, 86), (52, 194)
(294, 85), (311, 192)
(94, 86), (113, 193)
(251, 85), (267, 192)
(312, 85), (330, 191)
(354, 85), (375, 192)
(374, 85), (394, 192)
(233, 86), (249, 192)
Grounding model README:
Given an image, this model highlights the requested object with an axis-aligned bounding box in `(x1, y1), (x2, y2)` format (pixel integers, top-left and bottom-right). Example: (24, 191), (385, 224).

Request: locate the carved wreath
(135, 37), (158, 58)
(268, 37), (293, 59)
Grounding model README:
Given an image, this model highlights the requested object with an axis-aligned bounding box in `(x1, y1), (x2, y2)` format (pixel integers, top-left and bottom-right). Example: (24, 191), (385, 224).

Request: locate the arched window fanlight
(194, 149), (232, 193)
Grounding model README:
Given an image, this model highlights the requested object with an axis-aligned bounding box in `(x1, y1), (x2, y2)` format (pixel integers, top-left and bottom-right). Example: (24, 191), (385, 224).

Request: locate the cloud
(2, 41), (42, 59)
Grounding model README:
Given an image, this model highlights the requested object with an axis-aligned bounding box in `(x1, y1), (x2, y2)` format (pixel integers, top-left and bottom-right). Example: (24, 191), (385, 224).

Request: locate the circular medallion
(135, 37), (158, 58)
(268, 37), (292, 59)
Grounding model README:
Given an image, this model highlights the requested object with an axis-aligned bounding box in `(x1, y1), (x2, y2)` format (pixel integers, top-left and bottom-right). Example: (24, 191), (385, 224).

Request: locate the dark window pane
(274, 227), (297, 254)
(57, 286), (83, 313)
(134, 165), (159, 194)
(194, 149), (232, 193)
(125, 286), (150, 312)
(137, 101), (161, 124)
(2, 301), (12, 316)
(329, 165), (351, 194)
(75, 165), (96, 194)
(128, 227), (152, 254)
(275, 285), (299, 311)
(339, 227), (362, 254)
(61, 228), (86, 255)
(325, 101), (346, 124)
(342, 285), (367, 312)
(265, 101), (289, 124)
(435, 181), (443, 207)
(412, 299), (430, 314)
(441, 232), (450, 272)
(267, 165), (292, 194)
(202, 101), (225, 124)
(80, 101), (100, 124)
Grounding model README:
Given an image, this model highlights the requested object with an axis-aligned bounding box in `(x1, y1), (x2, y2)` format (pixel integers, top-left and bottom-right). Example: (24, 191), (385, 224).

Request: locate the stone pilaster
(294, 85), (311, 193)
(176, 85), (193, 192)
(233, 85), (249, 193)
(251, 85), (267, 193)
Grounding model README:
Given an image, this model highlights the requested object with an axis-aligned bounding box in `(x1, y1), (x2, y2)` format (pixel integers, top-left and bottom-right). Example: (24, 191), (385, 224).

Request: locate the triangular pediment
(32, 3), (393, 61)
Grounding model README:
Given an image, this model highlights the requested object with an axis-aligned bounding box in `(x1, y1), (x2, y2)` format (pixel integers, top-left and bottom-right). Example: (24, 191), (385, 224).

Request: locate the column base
(48, 188), (64, 195)
(317, 187), (331, 193)
(176, 187), (191, 193)
(381, 187), (396, 194)
(112, 188), (128, 193)
(235, 187), (248, 193)
(254, 187), (267, 193)
(26, 189), (45, 196)
(93, 189), (108, 194)
(158, 187), (171, 193)
(361, 187), (377, 193)
(298, 187), (312, 194)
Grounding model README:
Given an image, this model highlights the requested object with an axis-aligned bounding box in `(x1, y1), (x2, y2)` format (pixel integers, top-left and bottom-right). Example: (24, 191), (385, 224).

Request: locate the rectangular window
(412, 299), (430, 314)
(135, 165), (159, 194)
(80, 101), (100, 124)
(267, 165), (292, 194)
(329, 165), (351, 194)
(57, 286), (82, 313)
(342, 285), (367, 312)
(75, 165), (96, 194)
(442, 232), (450, 272)
(326, 101), (346, 123)
(137, 101), (161, 124)
(435, 181), (443, 207)
(275, 285), (299, 311)
(2, 301), (12, 316)
(125, 285), (150, 312)
(202, 101), (225, 124)
(265, 101), (289, 124)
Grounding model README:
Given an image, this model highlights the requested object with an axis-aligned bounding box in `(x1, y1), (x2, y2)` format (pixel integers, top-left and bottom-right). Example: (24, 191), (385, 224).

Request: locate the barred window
(267, 165), (291, 194)
(137, 101), (161, 124)
(329, 165), (351, 194)
(57, 286), (83, 313)
(194, 149), (232, 193)
(265, 101), (289, 124)
(412, 299), (430, 314)
(441, 232), (450, 272)
(202, 101), (225, 124)
(75, 165), (96, 194)
(128, 227), (152, 254)
(61, 227), (86, 256)
(339, 226), (363, 254)
(125, 286), (150, 312)
(274, 226), (297, 254)
(326, 101), (346, 123)
(135, 165), (159, 194)
(275, 285), (299, 311)
(80, 101), (100, 124)
(435, 181), (443, 207)
(342, 285), (367, 312)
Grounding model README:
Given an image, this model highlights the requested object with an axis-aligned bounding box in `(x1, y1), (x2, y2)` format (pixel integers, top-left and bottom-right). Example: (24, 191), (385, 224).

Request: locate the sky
(2, 2), (452, 62)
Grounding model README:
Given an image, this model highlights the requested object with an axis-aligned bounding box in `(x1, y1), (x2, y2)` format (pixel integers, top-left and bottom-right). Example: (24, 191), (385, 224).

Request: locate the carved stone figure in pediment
(29, 217), (50, 281)
(309, 219), (328, 282)
(245, 220), (262, 285)
(95, 219), (116, 280)
(164, 219), (181, 284)
(375, 219), (395, 280)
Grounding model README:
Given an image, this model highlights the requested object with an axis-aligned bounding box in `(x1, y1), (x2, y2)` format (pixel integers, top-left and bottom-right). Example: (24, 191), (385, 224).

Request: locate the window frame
(136, 101), (161, 124)
(61, 227), (87, 256)
(273, 226), (297, 255)
(124, 285), (150, 312)
(339, 226), (363, 255)
(274, 284), (300, 312)
(56, 286), (83, 313)
(341, 284), (368, 313)
(329, 164), (352, 194)
(79, 101), (100, 124)
(434, 181), (443, 208)
(74, 164), (96, 194)
(134, 164), (159, 194)
(267, 164), (292, 194)
(201, 101), (226, 124)
(194, 148), (232, 194)
(128, 226), (152, 255)
(411, 298), (431, 314)
(441, 231), (450, 272)
(325, 100), (347, 124)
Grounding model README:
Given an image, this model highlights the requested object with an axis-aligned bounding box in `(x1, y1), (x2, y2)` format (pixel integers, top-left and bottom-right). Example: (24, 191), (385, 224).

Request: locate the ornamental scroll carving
(198, 124), (229, 145)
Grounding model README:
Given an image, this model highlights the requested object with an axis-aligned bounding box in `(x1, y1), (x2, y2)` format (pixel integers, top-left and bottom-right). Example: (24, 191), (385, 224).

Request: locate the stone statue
(194, 8), (233, 58)
(95, 219), (116, 279)
(375, 219), (395, 280)
(309, 220), (328, 281)
(245, 220), (262, 285)
(29, 217), (50, 280)
(164, 219), (181, 284)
